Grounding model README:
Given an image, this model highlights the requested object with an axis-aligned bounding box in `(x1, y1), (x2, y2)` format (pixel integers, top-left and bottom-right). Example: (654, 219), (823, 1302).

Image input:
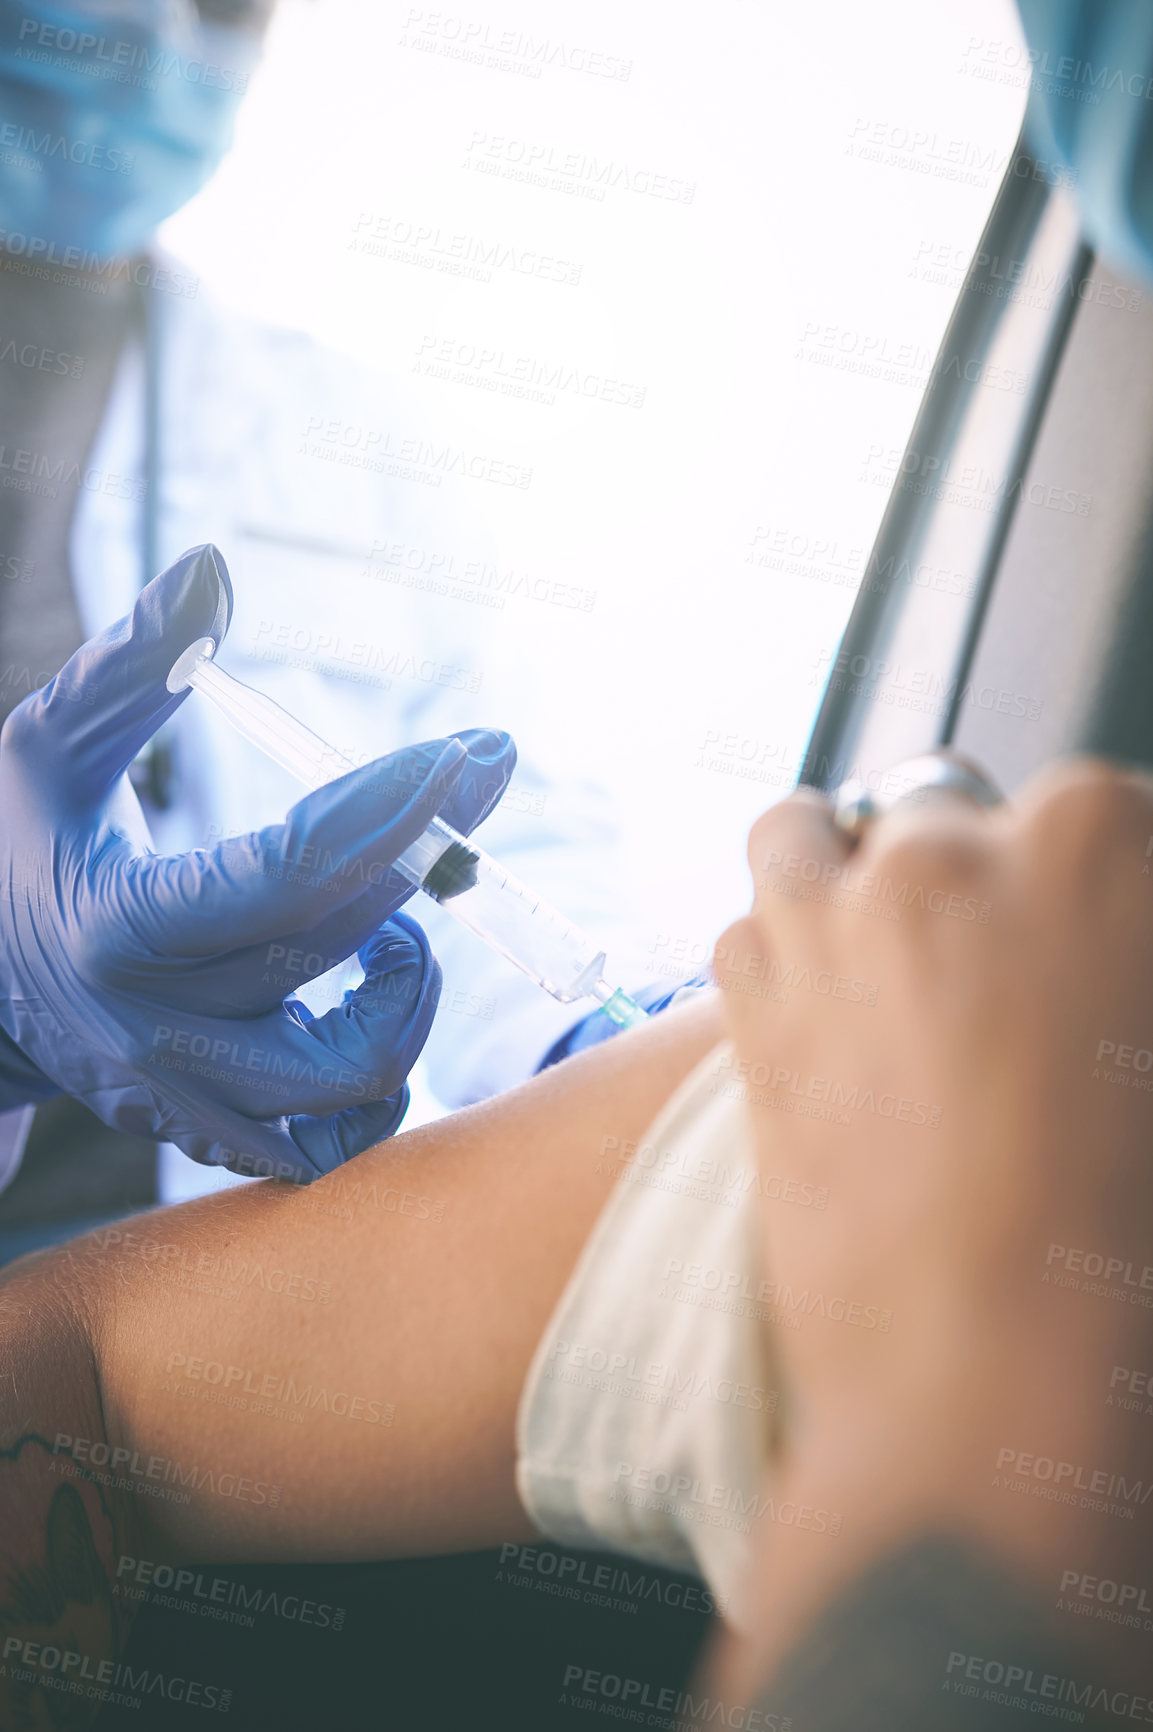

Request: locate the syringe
(166, 637), (649, 1029)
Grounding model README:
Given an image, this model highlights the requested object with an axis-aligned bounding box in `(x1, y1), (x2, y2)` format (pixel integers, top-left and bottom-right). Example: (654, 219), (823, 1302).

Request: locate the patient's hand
(713, 760), (1153, 1686)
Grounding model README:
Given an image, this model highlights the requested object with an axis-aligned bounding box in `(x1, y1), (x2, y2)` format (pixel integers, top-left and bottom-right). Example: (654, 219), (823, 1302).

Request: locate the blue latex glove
(1016, 0), (1153, 287)
(536, 977), (712, 1070)
(0, 545), (516, 1183)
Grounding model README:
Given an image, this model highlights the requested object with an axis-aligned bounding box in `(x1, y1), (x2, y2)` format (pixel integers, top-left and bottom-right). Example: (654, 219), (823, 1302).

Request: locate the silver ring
(832, 750), (1004, 841)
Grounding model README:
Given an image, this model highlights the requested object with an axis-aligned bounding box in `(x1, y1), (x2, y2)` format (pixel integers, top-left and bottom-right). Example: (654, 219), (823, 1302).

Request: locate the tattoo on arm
(1, 1430), (143, 1726)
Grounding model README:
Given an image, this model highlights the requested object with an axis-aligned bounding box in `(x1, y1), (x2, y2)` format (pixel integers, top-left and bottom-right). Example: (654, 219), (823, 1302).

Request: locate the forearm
(716, 1289), (1153, 1693)
(700, 1241), (1153, 1722)
(707, 768), (1153, 1712)
(13, 991), (721, 1567)
(731, 1535), (1126, 1732)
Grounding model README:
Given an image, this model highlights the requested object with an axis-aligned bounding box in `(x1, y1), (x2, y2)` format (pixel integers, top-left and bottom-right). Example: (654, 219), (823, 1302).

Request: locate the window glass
(163, 0), (1028, 955)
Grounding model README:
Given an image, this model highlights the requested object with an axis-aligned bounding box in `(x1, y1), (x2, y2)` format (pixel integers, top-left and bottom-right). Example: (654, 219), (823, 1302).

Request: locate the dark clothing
(0, 259), (157, 1230)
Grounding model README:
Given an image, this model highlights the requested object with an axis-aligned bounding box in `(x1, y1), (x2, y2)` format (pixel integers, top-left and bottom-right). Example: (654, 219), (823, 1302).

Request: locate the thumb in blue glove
(0, 544), (517, 1182)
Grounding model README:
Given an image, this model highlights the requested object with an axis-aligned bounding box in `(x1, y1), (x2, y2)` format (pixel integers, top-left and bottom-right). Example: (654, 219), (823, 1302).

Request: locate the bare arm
(0, 991), (721, 1591)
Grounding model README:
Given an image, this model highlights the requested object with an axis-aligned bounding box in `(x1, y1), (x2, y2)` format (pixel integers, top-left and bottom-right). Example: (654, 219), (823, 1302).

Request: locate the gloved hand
(536, 976), (712, 1070)
(0, 544), (516, 1183)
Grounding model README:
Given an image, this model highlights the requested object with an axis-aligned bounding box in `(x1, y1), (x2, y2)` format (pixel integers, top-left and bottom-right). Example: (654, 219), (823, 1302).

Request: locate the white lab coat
(0, 266), (645, 1202)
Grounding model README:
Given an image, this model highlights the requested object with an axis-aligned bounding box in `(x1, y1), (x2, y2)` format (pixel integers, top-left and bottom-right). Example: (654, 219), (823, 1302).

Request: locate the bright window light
(162, 0), (1027, 965)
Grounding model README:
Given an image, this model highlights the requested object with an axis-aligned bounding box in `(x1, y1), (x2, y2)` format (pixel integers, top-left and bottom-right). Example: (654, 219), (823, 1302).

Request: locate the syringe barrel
(393, 818), (456, 889)
(400, 823), (607, 1003)
(170, 645), (617, 1006)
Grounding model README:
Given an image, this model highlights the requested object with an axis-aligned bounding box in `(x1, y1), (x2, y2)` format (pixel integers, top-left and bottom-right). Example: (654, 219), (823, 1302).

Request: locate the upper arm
(85, 991), (722, 1565)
